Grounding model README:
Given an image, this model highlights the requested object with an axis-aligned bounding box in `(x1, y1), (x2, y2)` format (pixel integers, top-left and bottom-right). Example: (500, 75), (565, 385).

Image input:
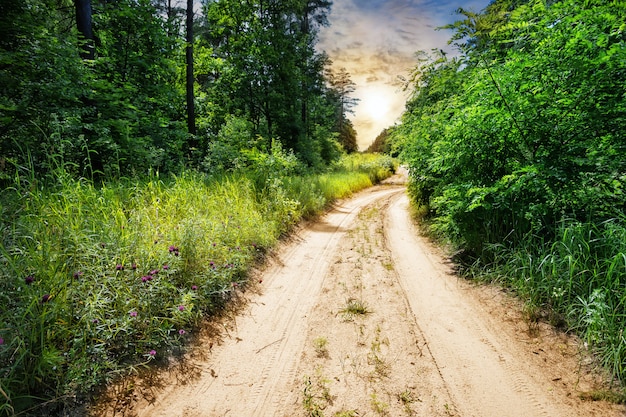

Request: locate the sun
(359, 88), (392, 122)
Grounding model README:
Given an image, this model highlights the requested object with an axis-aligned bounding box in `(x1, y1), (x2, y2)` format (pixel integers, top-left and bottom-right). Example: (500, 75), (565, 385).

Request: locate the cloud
(318, 0), (490, 149)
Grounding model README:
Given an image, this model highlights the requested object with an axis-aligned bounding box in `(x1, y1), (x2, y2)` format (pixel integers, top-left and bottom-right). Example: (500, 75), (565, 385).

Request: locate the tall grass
(0, 154), (396, 415)
(472, 218), (626, 384)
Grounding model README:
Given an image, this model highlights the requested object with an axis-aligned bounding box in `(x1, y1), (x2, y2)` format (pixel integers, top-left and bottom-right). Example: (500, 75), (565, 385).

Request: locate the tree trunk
(186, 0), (196, 137)
(74, 0), (94, 59)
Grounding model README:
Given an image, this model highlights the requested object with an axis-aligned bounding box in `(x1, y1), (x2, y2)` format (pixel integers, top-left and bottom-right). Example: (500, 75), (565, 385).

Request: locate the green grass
(0, 154), (396, 416)
(466, 218), (626, 386)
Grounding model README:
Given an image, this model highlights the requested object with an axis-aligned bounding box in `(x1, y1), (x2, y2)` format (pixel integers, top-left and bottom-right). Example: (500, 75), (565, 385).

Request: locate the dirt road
(92, 175), (624, 417)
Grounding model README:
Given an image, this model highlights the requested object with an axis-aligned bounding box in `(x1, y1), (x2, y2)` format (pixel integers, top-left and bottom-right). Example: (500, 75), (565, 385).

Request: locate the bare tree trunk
(186, 0), (196, 137)
(74, 0), (94, 59)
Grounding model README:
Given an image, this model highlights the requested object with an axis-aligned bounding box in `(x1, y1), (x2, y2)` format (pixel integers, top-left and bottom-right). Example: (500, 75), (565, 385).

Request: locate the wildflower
(25, 275), (34, 285)
(168, 245), (180, 256)
(131, 263), (138, 270)
(41, 294), (51, 303)
(92, 319), (99, 324)
(141, 276), (149, 283)
(0, 337), (4, 345)
(130, 311), (138, 317)
(115, 264), (124, 271)
(162, 264), (169, 270)
(209, 261), (215, 268)
(178, 305), (185, 312)
(149, 349), (156, 357)
(191, 285), (198, 291)
(149, 269), (159, 275)
(73, 271), (83, 279)
(178, 329), (186, 335)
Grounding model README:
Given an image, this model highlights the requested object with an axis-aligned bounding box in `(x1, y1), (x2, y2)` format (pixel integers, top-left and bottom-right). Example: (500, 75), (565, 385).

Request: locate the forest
(389, 0), (626, 391)
(0, 0), (389, 415)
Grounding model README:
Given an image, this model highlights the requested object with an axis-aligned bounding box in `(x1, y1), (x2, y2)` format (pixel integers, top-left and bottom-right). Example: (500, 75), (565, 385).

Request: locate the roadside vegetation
(0, 152), (396, 416)
(388, 0), (626, 386)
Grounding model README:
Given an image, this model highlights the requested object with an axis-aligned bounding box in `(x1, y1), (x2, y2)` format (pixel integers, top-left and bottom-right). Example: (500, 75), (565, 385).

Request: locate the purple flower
(141, 276), (149, 283)
(178, 329), (186, 335)
(162, 264), (169, 270)
(0, 337), (4, 345)
(178, 305), (185, 312)
(41, 294), (51, 303)
(168, 245), (180, 255)
(115, 264), (124, 271)
(191, 285), (198, 291)
(149, 269), (159, 275)
(73, 271), (83, 279)
(92, 319), (99, 324)
(209, 261), (215, 268)
(131, 263), (138, 270)
(25, 275), (34, 285)
(129, 311), (138, 317)
(149, 349), (156, 357)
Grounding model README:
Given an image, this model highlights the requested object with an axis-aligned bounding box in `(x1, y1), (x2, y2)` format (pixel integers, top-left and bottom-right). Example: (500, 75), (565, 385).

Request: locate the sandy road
(92, 176), (624, 417)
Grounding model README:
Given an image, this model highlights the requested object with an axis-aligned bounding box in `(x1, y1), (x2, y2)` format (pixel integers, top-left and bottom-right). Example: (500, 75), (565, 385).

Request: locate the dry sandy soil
(90, 171), (625, 417)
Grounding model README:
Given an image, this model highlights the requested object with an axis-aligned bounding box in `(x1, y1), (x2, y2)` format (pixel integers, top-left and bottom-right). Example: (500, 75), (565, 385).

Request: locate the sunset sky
(318, 0), (491, 149)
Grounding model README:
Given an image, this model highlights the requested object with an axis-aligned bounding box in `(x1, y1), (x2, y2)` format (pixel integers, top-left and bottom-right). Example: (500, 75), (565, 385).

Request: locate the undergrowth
(0, 153), (396, 416)
(458, 218), (626, 389)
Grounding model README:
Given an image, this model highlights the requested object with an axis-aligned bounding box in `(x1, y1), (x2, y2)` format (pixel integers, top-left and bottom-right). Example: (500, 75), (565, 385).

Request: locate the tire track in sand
(385, 192), (560, 417)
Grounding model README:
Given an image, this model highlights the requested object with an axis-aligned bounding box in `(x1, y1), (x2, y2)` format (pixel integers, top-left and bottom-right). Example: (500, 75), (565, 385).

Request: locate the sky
(317, 0), (491, 150)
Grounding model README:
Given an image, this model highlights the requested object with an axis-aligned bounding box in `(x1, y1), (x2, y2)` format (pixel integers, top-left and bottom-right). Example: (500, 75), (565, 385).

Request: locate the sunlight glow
(359, 89), (392, 122)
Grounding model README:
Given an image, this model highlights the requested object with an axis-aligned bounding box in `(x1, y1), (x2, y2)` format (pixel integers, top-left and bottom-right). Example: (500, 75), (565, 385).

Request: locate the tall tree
(75, 0), (94, 59)
(325, 66), (358, 151)
(186, 0), (196, 138)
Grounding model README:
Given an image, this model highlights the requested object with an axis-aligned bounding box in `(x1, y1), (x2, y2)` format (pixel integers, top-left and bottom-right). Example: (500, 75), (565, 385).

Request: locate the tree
(186, 0), (196, 139)
(325, 66), (358, 152)
(75, 0), (94, 59)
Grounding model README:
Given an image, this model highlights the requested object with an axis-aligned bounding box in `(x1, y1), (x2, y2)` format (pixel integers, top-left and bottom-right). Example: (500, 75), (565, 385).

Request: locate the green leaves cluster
(394, 0), (626, 252)
(391, 0), (626, 382)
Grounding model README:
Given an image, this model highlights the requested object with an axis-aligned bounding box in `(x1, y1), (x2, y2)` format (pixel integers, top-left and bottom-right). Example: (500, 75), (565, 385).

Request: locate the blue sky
(318, 0), (491, 149)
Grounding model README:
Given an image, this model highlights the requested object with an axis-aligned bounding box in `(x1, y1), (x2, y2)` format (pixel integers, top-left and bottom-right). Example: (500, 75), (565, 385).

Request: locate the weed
(397, 389), (416, 415)
(367, 326), (390, 379)
(579, 389), (626, 404)
(334, 410), (360, 417)
(370, 393), (390, 416)
(340, 298), (371, 320)
(302, 369), (334, 417)
(314, 337), (330, 359)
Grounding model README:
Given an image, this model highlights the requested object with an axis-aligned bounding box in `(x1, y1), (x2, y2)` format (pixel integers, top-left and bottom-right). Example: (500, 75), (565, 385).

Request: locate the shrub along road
(92, 172), (624, 417)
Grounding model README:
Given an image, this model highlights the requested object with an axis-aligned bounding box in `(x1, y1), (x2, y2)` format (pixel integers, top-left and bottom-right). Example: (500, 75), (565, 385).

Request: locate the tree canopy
(0, 0), (358, 182)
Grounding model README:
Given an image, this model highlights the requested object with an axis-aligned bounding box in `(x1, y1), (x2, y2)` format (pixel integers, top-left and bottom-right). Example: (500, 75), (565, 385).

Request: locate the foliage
(0, 0), (353, 182)
(391, 0), (626, 382)
(0, 154), (395, 415)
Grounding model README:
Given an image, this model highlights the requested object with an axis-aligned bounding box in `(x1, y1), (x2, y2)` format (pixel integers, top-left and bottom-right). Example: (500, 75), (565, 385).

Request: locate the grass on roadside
(0, 154), (397, 416)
